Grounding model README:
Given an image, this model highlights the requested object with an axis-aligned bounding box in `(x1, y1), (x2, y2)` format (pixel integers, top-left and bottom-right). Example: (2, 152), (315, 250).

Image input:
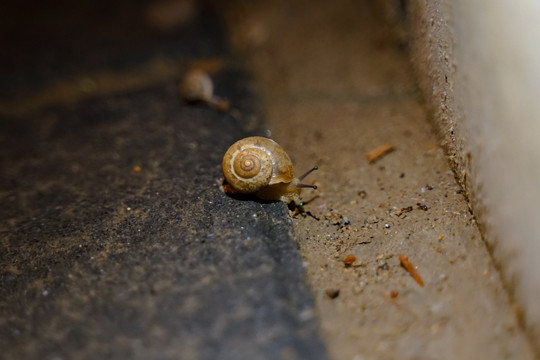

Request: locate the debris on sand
(366, 143), (394, 163)
(399, 254), (424, 287)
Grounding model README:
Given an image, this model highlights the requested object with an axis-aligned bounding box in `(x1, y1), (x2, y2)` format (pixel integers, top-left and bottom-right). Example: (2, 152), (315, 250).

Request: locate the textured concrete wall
(385, 0), (540, 350)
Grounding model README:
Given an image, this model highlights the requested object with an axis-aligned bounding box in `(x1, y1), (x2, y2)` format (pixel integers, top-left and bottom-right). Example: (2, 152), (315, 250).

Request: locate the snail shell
(180, 69), (214, 102)
(180, 69), (230, 111)
(222, 136), (301, 204)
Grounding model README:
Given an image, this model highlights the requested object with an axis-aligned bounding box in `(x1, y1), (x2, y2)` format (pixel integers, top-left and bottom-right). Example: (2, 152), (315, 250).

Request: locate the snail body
(222, 136), (316, 205)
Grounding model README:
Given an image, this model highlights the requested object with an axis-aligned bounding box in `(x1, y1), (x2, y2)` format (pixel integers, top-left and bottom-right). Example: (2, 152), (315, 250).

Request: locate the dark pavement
(0, 1), (328, 359)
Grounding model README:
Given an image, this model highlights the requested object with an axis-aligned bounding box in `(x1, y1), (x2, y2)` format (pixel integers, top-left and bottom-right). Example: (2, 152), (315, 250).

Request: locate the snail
(222, 136), (317, 207)
(180, 69), (229, 111)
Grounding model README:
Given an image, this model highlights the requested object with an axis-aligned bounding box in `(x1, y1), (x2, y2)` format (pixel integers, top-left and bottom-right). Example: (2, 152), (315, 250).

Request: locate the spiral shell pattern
(233, 149), (262, 179)
(222, 137), (294, 194)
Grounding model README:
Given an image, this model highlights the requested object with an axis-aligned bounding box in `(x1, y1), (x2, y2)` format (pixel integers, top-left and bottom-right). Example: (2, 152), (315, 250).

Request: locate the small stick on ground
(366, 143), (394, 163)
(399, 254), (424, 287)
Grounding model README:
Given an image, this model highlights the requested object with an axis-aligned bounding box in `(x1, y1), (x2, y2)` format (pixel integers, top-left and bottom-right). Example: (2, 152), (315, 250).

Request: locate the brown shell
(180, 69), (214, 102)
(222, 136), (294, 194)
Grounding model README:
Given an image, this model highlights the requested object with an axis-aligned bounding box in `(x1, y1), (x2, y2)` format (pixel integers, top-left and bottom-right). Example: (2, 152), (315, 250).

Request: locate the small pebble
(325, 288), (340, 299)
(343, 254), (357, 267)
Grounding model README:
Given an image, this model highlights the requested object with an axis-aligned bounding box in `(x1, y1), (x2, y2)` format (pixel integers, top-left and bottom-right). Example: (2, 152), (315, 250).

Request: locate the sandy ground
(224, 1), (536, 359)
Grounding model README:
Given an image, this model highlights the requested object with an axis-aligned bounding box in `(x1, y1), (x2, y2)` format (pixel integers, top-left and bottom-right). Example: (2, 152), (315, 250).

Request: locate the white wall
(452, 0), (540, 340)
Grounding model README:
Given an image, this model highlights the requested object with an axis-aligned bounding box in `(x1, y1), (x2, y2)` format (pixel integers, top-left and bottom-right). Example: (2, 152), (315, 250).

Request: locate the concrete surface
(0, 1), (328, 359)
(403, 0), (540, 350)
(224, 0), (537, 359)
